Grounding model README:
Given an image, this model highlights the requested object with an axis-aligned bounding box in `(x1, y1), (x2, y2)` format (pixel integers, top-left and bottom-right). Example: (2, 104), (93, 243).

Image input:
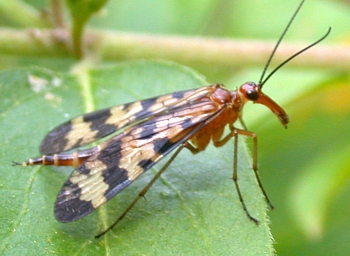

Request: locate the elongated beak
(254, 92), (289, 128)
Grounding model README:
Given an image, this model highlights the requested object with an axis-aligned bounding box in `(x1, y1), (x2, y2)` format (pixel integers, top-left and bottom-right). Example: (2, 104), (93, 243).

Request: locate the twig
(0, 28), (349, 71)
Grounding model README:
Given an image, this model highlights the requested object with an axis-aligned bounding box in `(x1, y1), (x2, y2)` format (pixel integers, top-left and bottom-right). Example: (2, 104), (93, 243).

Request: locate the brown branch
(0, 28), (349, 72)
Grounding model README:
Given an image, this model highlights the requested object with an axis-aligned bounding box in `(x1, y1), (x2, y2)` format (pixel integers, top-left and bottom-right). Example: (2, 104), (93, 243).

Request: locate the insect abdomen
(16, 146), (101, 168)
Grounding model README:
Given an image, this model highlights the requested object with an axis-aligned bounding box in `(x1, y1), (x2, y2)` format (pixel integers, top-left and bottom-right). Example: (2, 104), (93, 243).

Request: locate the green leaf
(0, 61), (273, 255)
(288, 144), (350, 240)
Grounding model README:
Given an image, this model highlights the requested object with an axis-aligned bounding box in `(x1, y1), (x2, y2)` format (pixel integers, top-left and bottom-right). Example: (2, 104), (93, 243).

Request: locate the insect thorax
(190, 85), (241, 151)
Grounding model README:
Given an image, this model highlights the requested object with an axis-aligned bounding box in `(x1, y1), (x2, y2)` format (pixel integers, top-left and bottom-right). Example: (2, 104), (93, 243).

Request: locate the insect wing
(40, 87), (213, 155)
(54, 99), (224, 222)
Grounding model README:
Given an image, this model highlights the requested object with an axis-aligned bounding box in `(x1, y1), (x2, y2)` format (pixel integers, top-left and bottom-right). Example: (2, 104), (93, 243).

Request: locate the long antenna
(258, 0), (305, 87)
(260, 27), (331, 87)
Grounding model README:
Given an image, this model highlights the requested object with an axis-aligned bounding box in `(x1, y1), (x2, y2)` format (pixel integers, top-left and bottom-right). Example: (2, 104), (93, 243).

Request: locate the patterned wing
(54, 99), (225, 222)
(40, 87), (213, 155)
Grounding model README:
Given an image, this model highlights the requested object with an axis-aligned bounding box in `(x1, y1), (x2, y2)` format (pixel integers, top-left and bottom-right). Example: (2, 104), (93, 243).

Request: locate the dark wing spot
(40, 121), (72, 154)
(171, 90), (186, 100)
(54, 180), (94, 222)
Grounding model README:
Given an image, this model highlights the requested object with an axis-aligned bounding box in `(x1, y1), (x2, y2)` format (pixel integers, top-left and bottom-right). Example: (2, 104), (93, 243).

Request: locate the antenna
(259, 27), (331, 88)
(257, 0), (331, 89)
(258, 0), (306, 86)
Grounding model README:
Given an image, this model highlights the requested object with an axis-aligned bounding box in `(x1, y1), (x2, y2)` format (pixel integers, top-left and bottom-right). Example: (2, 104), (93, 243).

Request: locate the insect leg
(238, 114), (248, 131)
(232, 128), (274, 219)
(210, 124), (273, 222)
(232, 128), (259, 223)
(250, 133), (275, 210)
(95, 144), (186, 238)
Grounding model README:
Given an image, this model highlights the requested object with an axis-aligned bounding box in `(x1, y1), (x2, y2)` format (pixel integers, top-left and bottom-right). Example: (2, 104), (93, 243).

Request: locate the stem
(0, 28), (349, 71)
(71, 19), (84, 59)
(0, 0), (51, 28)
(50, 0), (65, 29)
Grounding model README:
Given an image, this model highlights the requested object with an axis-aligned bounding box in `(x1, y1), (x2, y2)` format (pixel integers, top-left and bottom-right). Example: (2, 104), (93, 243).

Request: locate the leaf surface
(0, 61), (273, 255)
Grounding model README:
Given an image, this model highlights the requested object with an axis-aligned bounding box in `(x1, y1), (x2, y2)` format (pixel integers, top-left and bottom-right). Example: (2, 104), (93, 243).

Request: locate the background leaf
(0, 62), (273, 255)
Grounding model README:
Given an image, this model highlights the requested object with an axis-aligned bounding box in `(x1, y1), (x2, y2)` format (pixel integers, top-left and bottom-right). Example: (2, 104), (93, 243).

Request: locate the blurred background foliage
(0, 0), (349, 255)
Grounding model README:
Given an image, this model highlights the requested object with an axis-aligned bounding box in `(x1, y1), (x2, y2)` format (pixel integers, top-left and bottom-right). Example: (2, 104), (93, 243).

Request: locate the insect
(15, 0), (330, 238)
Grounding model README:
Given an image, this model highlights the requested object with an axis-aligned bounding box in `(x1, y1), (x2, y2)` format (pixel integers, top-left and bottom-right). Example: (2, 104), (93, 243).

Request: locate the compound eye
(246, 90), (259, 100)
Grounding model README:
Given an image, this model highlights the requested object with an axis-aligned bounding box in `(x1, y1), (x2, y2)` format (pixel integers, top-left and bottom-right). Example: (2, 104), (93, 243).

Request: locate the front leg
(213, 124), (274, 223)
